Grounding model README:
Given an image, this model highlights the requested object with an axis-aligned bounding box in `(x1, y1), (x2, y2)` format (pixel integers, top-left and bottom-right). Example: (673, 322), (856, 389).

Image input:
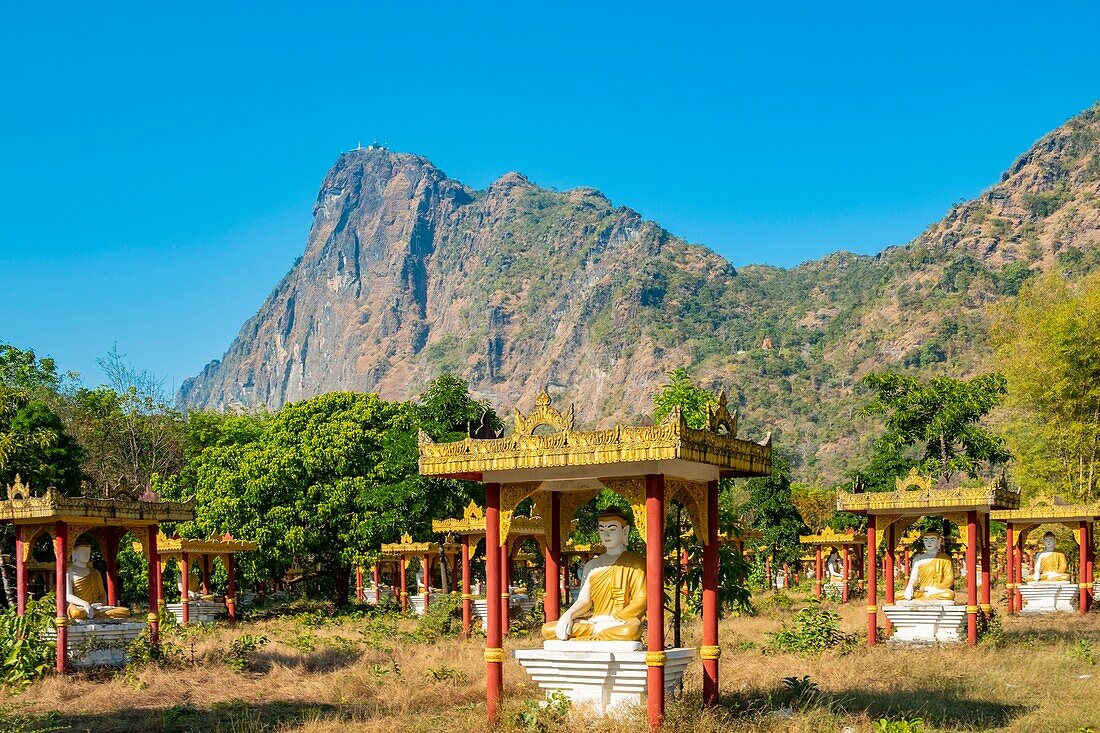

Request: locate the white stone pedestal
(824, 581), (846, 598)
(883, 601), (967, 644)
(409, 593), (444, 615)
(363, 588), (392, 604)
(514, 641), (695, 714)
(471, 596), (537, 627)
(167, 600), (226, 623)
(45, 620), (147, 667)
(1018, 582), (1078, 613)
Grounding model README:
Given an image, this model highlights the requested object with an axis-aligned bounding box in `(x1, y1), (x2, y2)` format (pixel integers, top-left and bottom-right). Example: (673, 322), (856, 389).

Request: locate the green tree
(164, 377), (495, 604)
(653, 368), (715, 428)
(741, 456), (807, 588)
(860, 372), (1011, 481)
(993, 270), (1100, 499)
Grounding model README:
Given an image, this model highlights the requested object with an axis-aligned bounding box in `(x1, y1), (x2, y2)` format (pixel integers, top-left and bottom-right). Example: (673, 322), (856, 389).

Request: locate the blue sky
(1, 2), (1097, 392)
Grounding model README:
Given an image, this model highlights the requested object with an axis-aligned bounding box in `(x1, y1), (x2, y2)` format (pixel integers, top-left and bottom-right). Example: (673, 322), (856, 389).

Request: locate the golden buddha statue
(1033, 532), (1071, 582)
(902, 532), (955, 601)
(66, 545), (131, 620)
(541, 507), (646, 642)
(184, 570), (219, 601)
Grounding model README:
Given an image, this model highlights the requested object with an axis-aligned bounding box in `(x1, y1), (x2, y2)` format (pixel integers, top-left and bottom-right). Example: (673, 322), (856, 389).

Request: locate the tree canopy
(993, 270), (1100, 500)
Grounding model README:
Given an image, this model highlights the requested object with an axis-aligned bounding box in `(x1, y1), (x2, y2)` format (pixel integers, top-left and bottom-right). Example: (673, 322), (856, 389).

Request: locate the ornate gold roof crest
(707, 392), (737, 436)
(514, 389), (573, 436)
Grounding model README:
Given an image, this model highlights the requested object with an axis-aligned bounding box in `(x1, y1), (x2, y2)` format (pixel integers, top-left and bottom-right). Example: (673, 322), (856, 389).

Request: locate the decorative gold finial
(896, 467), (933, 493)
(514, 390), (574, 436)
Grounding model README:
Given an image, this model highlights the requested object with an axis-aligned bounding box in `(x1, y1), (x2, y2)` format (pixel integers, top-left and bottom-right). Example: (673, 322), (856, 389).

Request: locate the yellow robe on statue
(913, 555), (955, 601)
(542, 551), (647, 641)
(67, 569), (131, 619)
(1038, 552), (1070, 582)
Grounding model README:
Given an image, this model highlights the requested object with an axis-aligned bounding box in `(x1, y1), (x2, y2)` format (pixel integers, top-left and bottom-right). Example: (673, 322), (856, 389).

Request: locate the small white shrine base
(824, 581), (846, 598)
(167, 600), (226, 624)
(471, 596), (537, 627)
(45, 620), (146, 667)
(363, 588), (392, 604)
(883, 601), (967, 644)
(1018, 582), (1078, 613)
(514, 641), (695, 715)
(409, 593), (445, 615)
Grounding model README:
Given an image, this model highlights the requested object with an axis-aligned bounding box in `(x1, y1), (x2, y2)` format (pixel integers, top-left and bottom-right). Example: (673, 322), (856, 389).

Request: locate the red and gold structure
(1, 476), (194, 672)
(379, 533), (460, 614)
(418, 390), (771, 729)
(837, 469), (1020, 647)
(800, 528), (866, 603)
(991, 499), (1099, 615)
(141, 533), (256, 624)
(433, 501), (547, 637)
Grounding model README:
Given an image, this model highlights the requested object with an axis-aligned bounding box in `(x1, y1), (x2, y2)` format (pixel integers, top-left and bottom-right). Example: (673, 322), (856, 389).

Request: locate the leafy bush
(513, 691), (570, 733)
(226, 634), (268, 671)
(1071, 639), (1095, 665)
(0, 595), (55, 690)
(768, 600), (854, 656)
(872, 718), (924, 733)
(405, 592), (463, 641)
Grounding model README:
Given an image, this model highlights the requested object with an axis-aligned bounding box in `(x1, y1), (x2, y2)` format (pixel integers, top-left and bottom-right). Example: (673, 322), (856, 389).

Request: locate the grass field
(6, 591), (1100, 733)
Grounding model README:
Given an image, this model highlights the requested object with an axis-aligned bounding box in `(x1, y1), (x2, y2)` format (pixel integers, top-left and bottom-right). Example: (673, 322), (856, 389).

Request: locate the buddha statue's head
(1042, 531), (1057, 552)
(921, 532), (944, 556)
(597, 507), (631, 552)
(71, 544), (92, 566)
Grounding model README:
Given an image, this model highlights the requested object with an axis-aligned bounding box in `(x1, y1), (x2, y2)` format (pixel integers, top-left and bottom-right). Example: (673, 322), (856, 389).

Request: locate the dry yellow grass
(9, 594), (1100, 733)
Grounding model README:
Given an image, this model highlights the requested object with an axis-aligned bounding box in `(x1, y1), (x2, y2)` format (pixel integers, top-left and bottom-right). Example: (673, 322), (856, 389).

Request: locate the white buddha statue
(826, 548), (844, 582)
(66, 545), (131, 620)
(415, 565), (429, 594)
(179, 568), (218, 601)
(542, 507), (646, 642)
(902, 532), (955, 602)
(1033, 532), (1071, 582)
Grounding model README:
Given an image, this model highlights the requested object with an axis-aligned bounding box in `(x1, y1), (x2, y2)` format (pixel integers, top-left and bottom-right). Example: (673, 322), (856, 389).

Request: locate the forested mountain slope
(180, 106), (1100, 484)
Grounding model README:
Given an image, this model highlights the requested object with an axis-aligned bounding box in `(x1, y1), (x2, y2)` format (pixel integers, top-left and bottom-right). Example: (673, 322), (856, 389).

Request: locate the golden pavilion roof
(418, 391), (771, 484)
(432, 500), (546, 538)
(380, 533), (459, 558)
(0, 476), (194, 525)
(836, 469), (1019, 516)
(991, 495), (1100, 524)
(800, 528), (867, 546)
(149, 532), (257, 556)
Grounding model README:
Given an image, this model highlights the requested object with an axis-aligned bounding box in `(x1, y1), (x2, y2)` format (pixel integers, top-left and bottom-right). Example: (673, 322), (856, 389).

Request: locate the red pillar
(966, 511), (978, 645)
(400, 557), (408, 614)
(103, 529), (120, 607)
(422, 554), (431, 611)
(1081, 521), (1090, 614)
(201, 555), (211, 596)
(461, 536), (472, 637)
(1015, 538), (1024, 614)
(485, 482), (503, 724)
(980, 518), (991, 614)
(500, 543), (510, 636)
(356, 566), (364, 602)
(15, 528), (26, 616)
(146, 530), (160, 644)
(842, 545), (851, 603)
(884, 524), (895, 634)
(866, 516), (877, 646)
(1005, 526), (1015, 615)
(180, 551), (191, 625)
(545, 491), (562, 622)
(54, 521), (68, 673)
(226, 554), (237, 623)
(645, 474), (666, 730)
(1086, 523), (1095, 611)
(814, 545), (823, 598)
(701, 480), (720, 708)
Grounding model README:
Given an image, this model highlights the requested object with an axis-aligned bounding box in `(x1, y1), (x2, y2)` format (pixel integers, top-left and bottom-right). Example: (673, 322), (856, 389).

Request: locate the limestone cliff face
(180, 105), (1100, 482)
(179, 147), (744, 423)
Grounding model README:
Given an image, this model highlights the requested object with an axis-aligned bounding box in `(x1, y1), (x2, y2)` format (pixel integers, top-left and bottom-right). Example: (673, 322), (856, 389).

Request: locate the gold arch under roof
(800, 528), (867, 547)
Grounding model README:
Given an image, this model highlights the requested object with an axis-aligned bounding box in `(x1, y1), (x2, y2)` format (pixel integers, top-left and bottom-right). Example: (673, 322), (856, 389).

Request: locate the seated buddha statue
(66, 544), (131, 620)
(1033, 532), (1071, 582)
(182, 570), (218, 601)
(902, 532), (955, 601)
(541, 507), (646, 642)
(826, 548), (844, 582)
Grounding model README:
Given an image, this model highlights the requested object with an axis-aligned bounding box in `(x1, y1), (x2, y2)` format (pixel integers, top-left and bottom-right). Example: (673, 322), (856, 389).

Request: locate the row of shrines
(3, 391), (1096, 730)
